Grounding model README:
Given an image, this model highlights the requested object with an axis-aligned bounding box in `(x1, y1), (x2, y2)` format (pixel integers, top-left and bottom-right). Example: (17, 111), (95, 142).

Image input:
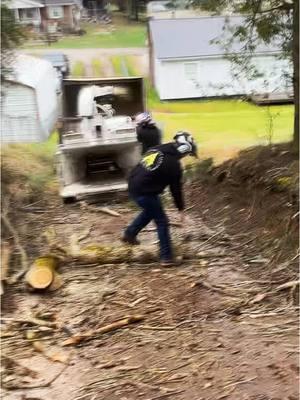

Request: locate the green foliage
(111, 56), (126, 76)
(124, 56), (138, 76)
(264, 107), (281, 145)
(1, 4), (26, 79)
(276, 176), (293, 188)
(91, 59), (103, 77)
(184, 157), (214, 182)
(1, 132), (58, 196)
(72, 61), (86, 77)
(194, 0), (294, 61)
(146, 80), (161, 108)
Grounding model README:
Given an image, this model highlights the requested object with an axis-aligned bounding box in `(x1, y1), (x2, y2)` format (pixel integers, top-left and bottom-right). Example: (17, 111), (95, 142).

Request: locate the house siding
(41, 4), (76, 32)
(155, 54), (291, 100)
(63, 5), (74, 28)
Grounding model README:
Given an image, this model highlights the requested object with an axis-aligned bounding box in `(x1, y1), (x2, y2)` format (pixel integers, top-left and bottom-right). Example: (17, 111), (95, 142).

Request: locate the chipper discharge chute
(57, 77), (145, 202)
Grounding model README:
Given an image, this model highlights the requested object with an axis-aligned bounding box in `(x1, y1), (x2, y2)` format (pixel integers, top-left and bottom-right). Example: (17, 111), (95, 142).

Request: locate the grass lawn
(91, 59), (103, 76)
(122, 57), (293, 162)
(111, 56), (126, 76)
(151, 101), (294, 164)
(72, 61), (86, 77)
(25, 21), (146, 49)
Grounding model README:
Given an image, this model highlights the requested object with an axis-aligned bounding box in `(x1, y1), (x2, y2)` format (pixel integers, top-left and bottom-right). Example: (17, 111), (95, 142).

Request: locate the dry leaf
(204, 382), (212, 389)
(45, 349), (70, 364)
(32, 340), (69, 364)
(33, 341), (45, 353)
(26, 330), (37, 340)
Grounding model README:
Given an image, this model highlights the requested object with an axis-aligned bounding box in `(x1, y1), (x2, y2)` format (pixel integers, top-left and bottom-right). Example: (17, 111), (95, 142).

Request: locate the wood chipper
(56, 77), (145, 202)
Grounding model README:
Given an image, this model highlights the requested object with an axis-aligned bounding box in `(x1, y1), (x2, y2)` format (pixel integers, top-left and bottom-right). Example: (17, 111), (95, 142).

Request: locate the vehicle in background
(42, 52), (70, 94)
(57, 77), (145, 202)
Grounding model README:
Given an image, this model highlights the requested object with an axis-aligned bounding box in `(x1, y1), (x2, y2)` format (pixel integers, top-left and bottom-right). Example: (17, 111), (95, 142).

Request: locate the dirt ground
(1, 192), (299, 400)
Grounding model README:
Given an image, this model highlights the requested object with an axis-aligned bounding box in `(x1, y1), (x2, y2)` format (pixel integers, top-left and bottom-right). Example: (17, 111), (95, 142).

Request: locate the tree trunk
(127, 0), (139, 20)
(117, 0), (126, 12)
(292, 0), (299, 152)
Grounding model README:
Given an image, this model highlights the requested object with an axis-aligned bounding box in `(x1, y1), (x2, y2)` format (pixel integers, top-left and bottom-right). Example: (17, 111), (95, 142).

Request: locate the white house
(1, 55), (58, 143)
(148, 16), (292, 100)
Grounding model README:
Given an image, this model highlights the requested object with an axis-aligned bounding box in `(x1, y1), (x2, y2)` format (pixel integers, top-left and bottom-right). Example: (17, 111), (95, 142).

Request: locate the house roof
(7, 0), (44, 9)
(149, 16), (282, 59)
(41, 0), (77, 6)
(5, 55), (54, 89)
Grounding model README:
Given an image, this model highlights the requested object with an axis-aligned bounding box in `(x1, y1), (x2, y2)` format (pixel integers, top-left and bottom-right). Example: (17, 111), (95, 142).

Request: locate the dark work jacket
(137, 123), (162, 154)
(128, 143), (184, 211)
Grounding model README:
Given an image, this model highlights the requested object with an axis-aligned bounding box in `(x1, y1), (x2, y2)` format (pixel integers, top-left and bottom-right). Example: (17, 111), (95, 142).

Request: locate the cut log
(48, 272), (63, 291)
(72, 242), (189, 265)
(77, 244), (133, 264)
(25, 257), (57, 289)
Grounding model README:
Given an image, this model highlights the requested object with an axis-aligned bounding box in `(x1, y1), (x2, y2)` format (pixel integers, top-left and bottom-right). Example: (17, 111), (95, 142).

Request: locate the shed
(1, 55), (58, 143)
(148, 16), (292, 100)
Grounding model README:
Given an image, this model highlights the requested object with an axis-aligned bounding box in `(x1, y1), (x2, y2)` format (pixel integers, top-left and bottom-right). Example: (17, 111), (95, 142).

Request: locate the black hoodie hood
(156, 143), (181, 157)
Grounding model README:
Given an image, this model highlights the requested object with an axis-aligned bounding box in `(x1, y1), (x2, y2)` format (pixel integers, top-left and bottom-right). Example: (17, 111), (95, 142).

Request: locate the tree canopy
(1, 3), (26, 81)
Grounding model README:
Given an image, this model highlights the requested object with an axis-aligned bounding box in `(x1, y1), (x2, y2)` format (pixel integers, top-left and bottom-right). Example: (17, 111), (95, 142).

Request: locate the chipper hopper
(57, 77), (145, 202)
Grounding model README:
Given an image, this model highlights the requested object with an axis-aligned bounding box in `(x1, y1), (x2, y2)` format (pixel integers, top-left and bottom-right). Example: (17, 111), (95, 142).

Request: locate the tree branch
(258, 4), (293, 14)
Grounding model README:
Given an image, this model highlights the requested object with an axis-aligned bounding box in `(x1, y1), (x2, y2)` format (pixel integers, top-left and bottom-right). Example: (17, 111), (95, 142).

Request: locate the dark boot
(121, 235), (141, 246)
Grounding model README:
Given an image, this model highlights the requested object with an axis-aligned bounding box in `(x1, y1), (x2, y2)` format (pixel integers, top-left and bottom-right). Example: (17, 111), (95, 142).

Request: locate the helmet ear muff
(174, 132), (195, 155)
(177, 142), (193, 154)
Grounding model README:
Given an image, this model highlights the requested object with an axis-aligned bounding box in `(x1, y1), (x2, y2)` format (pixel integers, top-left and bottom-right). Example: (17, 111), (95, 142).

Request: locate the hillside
(1, 140), (298, 400)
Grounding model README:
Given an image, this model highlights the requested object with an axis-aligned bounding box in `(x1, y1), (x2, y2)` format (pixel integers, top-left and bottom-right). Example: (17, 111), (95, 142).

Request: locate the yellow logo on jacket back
(141, 150), (164, 171)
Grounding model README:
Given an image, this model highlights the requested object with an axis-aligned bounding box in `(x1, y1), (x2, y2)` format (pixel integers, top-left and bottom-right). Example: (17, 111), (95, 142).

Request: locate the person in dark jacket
(135, 112), (162, 154)
(122, 132), (198, 266)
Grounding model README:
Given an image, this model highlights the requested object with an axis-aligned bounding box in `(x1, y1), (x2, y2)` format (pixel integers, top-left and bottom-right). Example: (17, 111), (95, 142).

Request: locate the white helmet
(135, 112), (154, 126)
(174, 131), (198, 158)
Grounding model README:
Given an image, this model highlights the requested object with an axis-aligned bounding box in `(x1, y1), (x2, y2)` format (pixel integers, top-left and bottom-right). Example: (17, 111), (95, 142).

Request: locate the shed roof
(42, 0), (76, 6)
(149, 16), (282, 59)
(5, 55), (54, 89)
(7, 0), (44, 9)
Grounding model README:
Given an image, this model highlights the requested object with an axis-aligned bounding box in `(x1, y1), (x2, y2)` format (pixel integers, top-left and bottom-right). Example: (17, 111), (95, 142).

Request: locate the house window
(184, 62), (198, 81)
(48, 6), (64, 19)
(19, 8), (37, 20)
